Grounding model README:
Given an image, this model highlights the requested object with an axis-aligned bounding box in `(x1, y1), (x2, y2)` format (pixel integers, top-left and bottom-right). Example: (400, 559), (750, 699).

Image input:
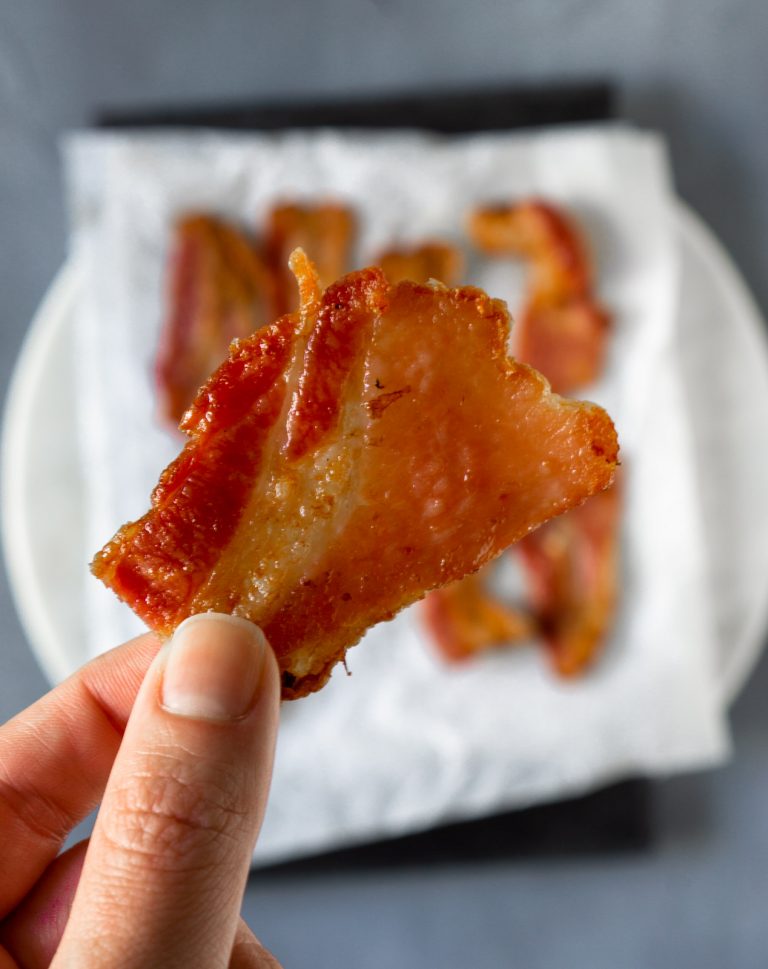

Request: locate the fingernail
(161, 613), (268, 721)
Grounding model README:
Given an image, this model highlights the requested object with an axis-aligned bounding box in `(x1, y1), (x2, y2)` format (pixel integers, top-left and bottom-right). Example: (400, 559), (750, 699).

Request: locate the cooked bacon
(93, 252), (618, 699)
(422, 571), (534, 662)
(377, 241), (463, 286)
(265, 203), (356, 317)
(518, 477), (622, 677)
(469, 199), (610, 394)
(156, 214), (275, 427)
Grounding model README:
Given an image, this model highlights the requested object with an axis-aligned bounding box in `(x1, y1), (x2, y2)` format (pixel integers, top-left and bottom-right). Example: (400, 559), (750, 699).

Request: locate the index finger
(0, 632), (161, 917)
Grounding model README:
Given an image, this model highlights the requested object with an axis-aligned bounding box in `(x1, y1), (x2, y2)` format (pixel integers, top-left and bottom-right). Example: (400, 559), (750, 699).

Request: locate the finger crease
(0, 777), (76, 849)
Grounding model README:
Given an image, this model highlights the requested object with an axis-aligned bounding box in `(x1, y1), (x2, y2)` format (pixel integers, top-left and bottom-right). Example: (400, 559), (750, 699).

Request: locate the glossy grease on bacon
(93, 252), (618, 699)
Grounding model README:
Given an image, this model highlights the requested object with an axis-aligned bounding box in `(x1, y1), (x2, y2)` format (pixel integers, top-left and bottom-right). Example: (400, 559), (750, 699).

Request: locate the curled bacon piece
(469, 199), (610, 395)
(265, 203), (356, 317)
(422, 571), (534, 662)
(518, 477), (622, 677)
(93, 252), (618, 699)
(156, 214), (274, 427)
(377, 241), (463, 286)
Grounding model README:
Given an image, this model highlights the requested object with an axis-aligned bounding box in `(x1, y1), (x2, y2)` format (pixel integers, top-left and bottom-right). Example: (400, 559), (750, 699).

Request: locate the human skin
(0, 613), (282, 969)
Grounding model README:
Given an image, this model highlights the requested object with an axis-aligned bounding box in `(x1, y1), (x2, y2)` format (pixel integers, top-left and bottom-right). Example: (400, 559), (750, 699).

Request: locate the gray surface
(1, 1), (767, 966)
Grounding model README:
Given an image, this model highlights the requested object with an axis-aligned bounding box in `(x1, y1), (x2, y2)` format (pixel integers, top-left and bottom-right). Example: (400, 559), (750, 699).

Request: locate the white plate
(3, 204), (768, 706)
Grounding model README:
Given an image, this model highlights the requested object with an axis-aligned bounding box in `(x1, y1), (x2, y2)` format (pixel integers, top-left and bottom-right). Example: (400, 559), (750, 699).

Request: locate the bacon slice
(518, 478), (622, 677)
(156, 214), (275, 426)
(469, 200), (610, 394)
(377, 241), (463, 286)
(93, 252), (618, 699)
(422, 572), (534, 662)
(265, 203), (356, 317)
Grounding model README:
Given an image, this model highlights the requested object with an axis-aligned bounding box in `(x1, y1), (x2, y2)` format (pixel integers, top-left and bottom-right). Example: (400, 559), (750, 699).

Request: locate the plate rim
(2, 258), (84, 685)
(676, 204), (768, 705)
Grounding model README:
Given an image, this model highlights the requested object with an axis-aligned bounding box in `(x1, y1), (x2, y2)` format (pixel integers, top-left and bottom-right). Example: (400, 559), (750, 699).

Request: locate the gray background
(1, 1), (768, 966)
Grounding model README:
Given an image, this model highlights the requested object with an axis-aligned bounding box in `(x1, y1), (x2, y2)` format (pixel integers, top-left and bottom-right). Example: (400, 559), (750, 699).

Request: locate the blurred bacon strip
(518, 476), (622, 677)
(469, 199), (610, 395)
(377, 241), (463, 286)
(422, 572), (534, 662)
(156, 214), (275, 427)
(424, 199), (619, 677)
(265, 202), (356, 316)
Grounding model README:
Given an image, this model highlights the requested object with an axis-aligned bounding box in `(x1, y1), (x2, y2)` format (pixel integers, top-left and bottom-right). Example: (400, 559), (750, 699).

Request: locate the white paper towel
(65, 125), (729, 864)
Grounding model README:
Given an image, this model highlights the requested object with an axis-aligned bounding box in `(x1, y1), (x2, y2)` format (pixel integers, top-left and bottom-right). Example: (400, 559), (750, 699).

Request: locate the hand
(0, 613), (282, 968)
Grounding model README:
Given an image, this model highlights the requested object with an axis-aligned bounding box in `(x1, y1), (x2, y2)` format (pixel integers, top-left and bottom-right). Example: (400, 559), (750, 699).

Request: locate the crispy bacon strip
(265, 203), (356, 317)
(469, 199), (610, 395)
(377, 242), (463, 286)
(518, 477), (622, 677)
(422, 572), (534, 662)
(93, 253), (618, 699)
(156, 214), (275, 426)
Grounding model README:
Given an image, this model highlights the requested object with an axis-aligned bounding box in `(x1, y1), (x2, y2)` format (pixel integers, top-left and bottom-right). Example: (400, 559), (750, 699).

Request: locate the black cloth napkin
(96, 81), (615, 133)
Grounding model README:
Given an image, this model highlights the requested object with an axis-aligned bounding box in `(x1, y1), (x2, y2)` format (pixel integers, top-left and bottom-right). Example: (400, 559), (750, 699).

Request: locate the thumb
(52, 614), (280, 969)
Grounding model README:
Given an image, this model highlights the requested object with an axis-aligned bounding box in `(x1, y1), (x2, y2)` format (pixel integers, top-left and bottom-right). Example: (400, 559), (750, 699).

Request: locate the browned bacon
(94, 252), (618, 699)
